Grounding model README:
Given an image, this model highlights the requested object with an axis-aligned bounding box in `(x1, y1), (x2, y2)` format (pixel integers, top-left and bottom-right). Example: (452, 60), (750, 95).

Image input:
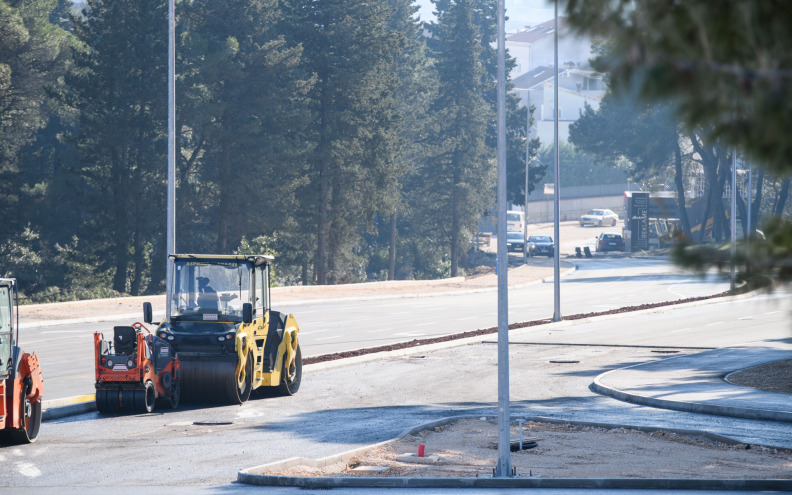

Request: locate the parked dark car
(595, 232), (625, 252)
(506, 231), (525, 252)
(527, 235), (554, 257)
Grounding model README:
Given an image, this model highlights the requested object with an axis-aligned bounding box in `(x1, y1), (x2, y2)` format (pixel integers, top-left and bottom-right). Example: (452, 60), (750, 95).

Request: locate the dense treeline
(0, 0), (539, 301)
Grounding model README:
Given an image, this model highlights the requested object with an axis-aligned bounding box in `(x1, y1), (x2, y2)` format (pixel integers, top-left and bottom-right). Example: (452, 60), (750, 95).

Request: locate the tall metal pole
(730, 149), (737, 293)
(523, 105), (530, 263)
(166, 0), (176, 320)
(552, 0), (561, 322)
(747, 160), (753, 238)
(494, 0), (512, 478)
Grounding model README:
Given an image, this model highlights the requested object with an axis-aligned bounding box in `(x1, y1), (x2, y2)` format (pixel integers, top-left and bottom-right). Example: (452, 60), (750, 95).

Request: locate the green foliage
(565, 0), (792, 177)
(4, 0), (529, 301)
(537, 141), (628, 187)
(672, 216), (792, 290)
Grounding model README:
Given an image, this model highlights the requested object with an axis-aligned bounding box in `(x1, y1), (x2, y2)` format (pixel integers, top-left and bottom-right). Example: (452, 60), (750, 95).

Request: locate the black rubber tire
(611, 218), (617, 226)
(277, 344), (302, 396)
(121, 389), (135, 411)
(95, 389), (110, 413)
(169, 381), (180, 409)
(134, 381), (155, 413)
(9, 396), (42, 444)
(227, 355), (253, 404)
(598, 220), (603, 226)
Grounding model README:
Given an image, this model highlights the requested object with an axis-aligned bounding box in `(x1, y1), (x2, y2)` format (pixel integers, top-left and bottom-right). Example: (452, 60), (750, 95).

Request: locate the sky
(415, 0), (556, 32)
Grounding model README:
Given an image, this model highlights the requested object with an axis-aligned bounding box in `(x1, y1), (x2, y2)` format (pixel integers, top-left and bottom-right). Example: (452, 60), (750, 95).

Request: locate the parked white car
(579, 209), (619, 227)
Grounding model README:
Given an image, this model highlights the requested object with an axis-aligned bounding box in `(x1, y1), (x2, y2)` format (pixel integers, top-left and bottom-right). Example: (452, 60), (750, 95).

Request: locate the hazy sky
(415, 0), (555, 32)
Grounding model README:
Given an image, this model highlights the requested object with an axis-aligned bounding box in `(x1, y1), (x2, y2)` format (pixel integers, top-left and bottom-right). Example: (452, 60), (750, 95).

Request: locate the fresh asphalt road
(20, 257), (731, 400)
(4, 285), (791, 492)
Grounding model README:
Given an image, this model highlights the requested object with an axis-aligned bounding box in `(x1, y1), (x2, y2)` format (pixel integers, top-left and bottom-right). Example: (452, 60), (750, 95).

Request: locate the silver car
(579, 209), (619, 227)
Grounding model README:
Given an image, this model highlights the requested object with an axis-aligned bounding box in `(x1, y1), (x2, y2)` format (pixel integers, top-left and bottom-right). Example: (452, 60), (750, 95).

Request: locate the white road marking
(415, 322), (438, 327)
(670, 327), (691, 334)
(394, 332), (426, 337)
(738, 315), (754, 320)
(706, 321), (724, 326)
(765, 311), (780, 316)
(16, 462), (41, 477)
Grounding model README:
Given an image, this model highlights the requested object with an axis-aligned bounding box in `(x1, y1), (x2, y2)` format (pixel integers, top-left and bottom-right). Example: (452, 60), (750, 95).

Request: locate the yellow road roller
(142, 255), (301, 404)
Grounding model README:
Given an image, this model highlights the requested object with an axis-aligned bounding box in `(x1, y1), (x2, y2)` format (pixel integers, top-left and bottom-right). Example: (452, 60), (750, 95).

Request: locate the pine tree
(64, 0), (168, 294)
(279, 0), (404, 284)
(423, 0), (494, 276)
(177, 0), (314, 254)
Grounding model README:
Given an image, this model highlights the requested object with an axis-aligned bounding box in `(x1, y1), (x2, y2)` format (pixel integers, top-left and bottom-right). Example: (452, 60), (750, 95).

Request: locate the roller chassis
(94, 322), (181, 414)
(144, 254), (302, 404)
(0, 278), (44, 444)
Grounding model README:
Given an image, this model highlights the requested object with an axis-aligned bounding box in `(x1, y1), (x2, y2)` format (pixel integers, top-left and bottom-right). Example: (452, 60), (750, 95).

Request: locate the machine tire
(95, 389), (109, 413)
(9, 396), (42, 444)
(277, 344), (302, 396)
(134, 381), (155, 414)
(169, 381), (180, 409)
(227, 355), (252, 404)
(598, 220), (603, 226)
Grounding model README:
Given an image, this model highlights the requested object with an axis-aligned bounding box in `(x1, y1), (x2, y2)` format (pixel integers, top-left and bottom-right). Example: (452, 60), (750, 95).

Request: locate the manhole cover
(652, 350), (680, 354)
(193, 421), (233, 426)
(549, 360), (579, 364)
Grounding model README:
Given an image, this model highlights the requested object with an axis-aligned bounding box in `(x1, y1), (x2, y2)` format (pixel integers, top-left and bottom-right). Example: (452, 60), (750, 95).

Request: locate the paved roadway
(0, 276), (792, 493)
(3, 288), (790, 492)
(20, 257), (730, 400)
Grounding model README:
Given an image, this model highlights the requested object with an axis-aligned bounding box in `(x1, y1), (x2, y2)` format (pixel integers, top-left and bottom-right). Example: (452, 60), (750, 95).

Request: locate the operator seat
(113, 326), (137, 355)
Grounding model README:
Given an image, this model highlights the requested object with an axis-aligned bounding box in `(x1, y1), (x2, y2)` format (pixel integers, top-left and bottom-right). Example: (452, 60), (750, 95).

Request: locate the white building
(507, 18), (606, 145)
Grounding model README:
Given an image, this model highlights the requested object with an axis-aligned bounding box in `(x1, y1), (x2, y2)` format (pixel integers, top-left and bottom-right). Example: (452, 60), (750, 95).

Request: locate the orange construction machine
(94, 322), (181, 413)
(0, 278), (44, 444)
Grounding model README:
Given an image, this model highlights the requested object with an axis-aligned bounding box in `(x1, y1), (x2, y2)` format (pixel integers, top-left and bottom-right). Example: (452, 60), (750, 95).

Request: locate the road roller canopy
(169, 255), (271, 322)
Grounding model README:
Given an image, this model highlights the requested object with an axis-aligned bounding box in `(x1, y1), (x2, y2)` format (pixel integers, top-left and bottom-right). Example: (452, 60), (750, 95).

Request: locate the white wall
(525, 195), (625, 223)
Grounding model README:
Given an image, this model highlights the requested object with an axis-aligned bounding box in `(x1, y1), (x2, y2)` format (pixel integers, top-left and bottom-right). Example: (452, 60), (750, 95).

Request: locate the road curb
(591, 353), (792, 423)
(42, 395), (96, 421)
(303, 289), (749, 374)
(237, 415), (791, 490)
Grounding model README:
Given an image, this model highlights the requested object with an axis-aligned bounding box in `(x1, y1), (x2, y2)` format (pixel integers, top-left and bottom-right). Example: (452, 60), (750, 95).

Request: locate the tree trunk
(216, 137), (231, 252)
(774, 178), (790, 216)
(327, 170), (344, 285)
(388, 212), (397, 280)
(111, 148), (129, 293)
(316, 87), (330, 285)
(450, 183), (459, 277)
(750, 168), (765, 236)
(672, 135), (691, 236)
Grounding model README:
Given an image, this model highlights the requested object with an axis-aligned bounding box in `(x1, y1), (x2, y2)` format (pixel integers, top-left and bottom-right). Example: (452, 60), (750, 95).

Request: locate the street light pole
(552, 0), (561, 322)
(494, 0), (512, 478)
(166, 0), (176, 320)
(730, 149), (737, 293)
(524, 105), (530, 263)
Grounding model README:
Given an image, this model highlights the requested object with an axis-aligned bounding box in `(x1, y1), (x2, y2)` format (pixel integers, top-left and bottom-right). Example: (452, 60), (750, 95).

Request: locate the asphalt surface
(28, 291), (792, 494)
(6, 251), (791, 493)
(20, 257), (731, 401)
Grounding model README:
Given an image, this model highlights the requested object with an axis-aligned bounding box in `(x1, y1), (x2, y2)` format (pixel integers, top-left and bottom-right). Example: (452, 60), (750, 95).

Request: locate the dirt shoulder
(261, 418), (791, 480)
(17, 263), (559, 322)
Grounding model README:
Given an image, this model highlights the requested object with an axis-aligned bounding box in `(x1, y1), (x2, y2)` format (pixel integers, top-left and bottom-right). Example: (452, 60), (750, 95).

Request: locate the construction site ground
(262, 417), (792, 480)
(17, 221), (792, 483)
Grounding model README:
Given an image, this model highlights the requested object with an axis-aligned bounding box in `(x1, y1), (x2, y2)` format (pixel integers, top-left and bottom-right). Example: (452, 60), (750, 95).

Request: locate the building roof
(511, 66), (563, 90)
(507, 17), (567, 44)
